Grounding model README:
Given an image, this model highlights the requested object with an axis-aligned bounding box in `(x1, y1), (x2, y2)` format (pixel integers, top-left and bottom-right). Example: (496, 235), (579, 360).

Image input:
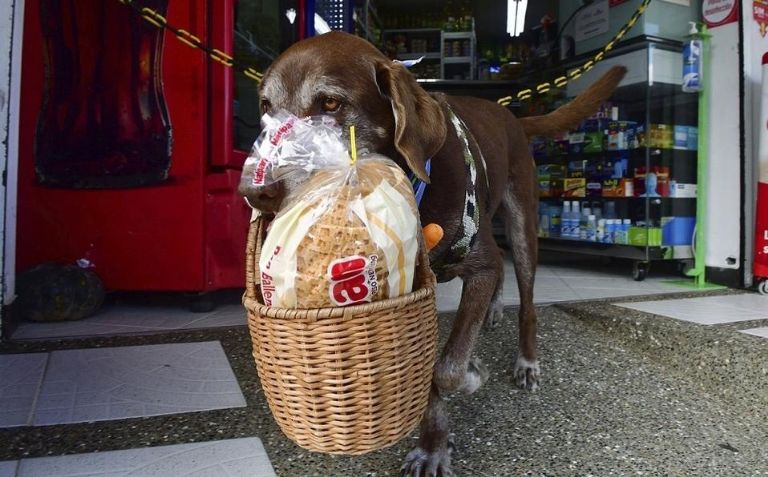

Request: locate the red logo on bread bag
(261, 246), (281, 306)
(270, 118), (296, 146)
(328, 255), (379, 306)
(252, 157), (271, 185)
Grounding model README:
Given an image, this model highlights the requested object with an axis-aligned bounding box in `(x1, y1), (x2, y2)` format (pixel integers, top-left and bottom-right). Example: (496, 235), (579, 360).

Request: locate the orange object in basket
(423, 223), (444, 251)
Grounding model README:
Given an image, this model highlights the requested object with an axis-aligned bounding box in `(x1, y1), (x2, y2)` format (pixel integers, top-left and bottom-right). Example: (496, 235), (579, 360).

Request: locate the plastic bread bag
(239, 111), (348, 208)
(255, 118), (421, 309)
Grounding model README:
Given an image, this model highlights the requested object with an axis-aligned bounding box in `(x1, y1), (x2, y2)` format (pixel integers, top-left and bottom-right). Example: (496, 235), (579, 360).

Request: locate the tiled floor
(12, 304), (247, 341)
(615, 293), (768, 325)
(10, 256), (708, 341)
(2, 438), (275, 477)
(0, 353), (47, 427)
(0, 255), (735, 476)
(0, 341), (246, 428)
(435, 257), (704, 312)
(742, 327), (768, 338)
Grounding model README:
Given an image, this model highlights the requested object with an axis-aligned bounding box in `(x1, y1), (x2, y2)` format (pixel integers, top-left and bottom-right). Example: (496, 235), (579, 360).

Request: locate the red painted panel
(17, 0), (210, 291)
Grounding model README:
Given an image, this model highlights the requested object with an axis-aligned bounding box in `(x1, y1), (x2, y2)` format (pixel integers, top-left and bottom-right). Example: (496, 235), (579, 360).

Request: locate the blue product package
(687, 126), (698, 150)
(662, 217), (696, 245)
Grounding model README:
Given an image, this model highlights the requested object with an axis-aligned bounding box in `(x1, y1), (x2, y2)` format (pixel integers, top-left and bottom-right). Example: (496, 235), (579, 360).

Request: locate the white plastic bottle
(561, 201), (572, 238)
(571, 201), (581, 240)
(682, 22), (703, 93)
(597, 218), (606, 243)
(586, 214), (597, 242)
(623, 219), (632, 244)
(606, 219), (616, 244)
(580, 205), (591, 240)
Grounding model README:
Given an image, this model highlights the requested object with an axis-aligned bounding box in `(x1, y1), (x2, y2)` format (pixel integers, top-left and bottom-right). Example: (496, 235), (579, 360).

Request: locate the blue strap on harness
(409, 159), (432, 206)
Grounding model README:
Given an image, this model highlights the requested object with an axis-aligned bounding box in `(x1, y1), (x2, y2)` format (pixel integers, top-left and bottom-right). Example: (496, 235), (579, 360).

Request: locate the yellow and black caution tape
(497, 0), (652, 106)
(119, 0), (652, 103)
(118, 0), (263, 82)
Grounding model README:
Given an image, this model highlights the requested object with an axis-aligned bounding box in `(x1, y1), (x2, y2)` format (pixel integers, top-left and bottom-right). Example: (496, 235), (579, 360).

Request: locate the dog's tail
(519, 66), (627, 138)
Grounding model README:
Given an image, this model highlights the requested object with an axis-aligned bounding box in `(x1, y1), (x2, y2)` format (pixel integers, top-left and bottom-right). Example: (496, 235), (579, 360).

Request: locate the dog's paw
(458, 357), (489, 394)
(483, 299), (505, 329)
(400, 446), (454, 477)
(434, 356), (489, 395)
(514, 355), (540, 391)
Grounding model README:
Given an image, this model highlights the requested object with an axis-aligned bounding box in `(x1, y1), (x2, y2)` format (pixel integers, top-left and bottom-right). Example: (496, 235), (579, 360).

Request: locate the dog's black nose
(256, 181), (283, 200)
(246, 181), (285, 213)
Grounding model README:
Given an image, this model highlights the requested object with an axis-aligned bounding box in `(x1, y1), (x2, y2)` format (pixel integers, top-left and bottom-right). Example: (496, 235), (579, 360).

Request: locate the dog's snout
(257, 182), (282, 200)
(245, 181), (285, 213)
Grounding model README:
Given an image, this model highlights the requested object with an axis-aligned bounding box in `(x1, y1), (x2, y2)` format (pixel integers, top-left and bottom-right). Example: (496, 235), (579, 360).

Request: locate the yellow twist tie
(350, 126), (358, 165)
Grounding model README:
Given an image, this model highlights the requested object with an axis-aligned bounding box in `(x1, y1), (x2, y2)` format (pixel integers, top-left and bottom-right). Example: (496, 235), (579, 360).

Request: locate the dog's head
(248, 32), (447, 212)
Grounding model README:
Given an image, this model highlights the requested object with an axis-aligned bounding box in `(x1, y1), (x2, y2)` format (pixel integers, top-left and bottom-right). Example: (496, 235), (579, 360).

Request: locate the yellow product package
(259, 157), (420, 309)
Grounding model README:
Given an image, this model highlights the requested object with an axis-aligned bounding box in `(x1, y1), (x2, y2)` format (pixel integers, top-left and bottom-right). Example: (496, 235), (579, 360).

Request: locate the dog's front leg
(402, 243), (500, 477)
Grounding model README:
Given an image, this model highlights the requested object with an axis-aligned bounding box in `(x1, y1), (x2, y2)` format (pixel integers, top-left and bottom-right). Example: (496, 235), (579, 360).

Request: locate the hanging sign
(755, 0), (768, 36)
(702, 0), (739, 28)
(755, 53), (768, 281)
(574, 0), (610, 42)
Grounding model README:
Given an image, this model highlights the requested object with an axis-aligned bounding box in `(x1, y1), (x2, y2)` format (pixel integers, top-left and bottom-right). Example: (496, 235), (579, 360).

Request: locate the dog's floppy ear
(376, 60), (446, 183)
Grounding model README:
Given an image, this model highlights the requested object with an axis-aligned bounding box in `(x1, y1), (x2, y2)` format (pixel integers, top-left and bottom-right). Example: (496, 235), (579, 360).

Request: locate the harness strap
(409, 106), (483, 278)
(409, 159), (432, 206)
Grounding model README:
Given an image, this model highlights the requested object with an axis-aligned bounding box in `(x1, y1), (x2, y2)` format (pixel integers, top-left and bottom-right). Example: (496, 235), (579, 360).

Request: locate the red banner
(756, 0), (768, 37)
(756, 182), (768, 278)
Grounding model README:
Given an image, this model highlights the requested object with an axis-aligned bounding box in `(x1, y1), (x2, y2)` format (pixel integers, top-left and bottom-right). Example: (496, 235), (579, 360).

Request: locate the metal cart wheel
(758, 280), (768, 296)
(632, 261), (649, 281)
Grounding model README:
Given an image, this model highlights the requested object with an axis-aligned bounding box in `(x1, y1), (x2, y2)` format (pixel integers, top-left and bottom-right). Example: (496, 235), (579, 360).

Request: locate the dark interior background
(374, 0), (559, 45)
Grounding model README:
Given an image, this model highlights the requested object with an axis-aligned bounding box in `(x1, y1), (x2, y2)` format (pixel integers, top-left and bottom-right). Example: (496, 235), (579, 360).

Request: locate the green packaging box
(628, 226), (662, 247)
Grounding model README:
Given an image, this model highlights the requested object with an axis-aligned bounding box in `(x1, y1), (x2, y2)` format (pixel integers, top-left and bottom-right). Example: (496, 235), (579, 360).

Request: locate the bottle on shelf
(549, 205), (561, 238)
(580, 204), (591, 240)
(561, 201), (572, 239)
(682, 22), (703, 93)
(586, 215), (597, 242)
(606, 219), (617, 244)
(621, 218), (632, 244)
(571, 201), (581, 239)
(592, 203), (603, 222)
(597, 218), (606, 243)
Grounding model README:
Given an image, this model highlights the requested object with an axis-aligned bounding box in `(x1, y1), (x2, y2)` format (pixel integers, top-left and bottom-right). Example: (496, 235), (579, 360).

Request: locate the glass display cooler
(16, 0), (302, 296)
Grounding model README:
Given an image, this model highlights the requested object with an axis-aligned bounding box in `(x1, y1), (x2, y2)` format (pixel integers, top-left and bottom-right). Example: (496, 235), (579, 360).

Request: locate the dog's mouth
(244, 181), (286, 213)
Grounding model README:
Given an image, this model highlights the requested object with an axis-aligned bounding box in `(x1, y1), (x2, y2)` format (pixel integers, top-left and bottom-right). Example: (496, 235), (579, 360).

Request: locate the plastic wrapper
(239, 111), (348, 206)
(246, 111), (421, 309)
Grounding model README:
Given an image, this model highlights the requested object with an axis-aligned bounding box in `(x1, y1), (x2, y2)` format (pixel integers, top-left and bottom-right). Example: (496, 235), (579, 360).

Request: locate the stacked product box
(532, 108), (698, 245)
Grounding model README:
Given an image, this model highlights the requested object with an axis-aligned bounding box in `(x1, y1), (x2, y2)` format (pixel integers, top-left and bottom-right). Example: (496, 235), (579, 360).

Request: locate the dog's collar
(409, 159), (432, 206)
(410, 107), (484, 277)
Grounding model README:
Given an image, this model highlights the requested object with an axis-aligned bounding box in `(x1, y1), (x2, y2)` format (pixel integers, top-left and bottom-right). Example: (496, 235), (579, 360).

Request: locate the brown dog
(244, 31), (625, 476)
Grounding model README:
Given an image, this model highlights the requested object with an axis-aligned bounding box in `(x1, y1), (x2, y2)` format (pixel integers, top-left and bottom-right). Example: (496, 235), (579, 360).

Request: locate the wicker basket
(243, 216), (438, 455)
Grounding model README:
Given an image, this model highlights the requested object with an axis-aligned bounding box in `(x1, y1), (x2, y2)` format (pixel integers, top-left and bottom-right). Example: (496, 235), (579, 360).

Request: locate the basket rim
(243, 280), (435, 320)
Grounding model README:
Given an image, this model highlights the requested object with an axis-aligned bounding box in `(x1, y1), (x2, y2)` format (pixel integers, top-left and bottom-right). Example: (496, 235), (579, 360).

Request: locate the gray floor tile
(32, 342), (246, 426)
(0, 461), (18, 477)
(436, 258), (693, 312)
(615, 294), (768, 325)
(16, 438), (275, 477)
(12, 305), (246, 341)
(0, 354), (48, 428)
(741, 327), (768, 339)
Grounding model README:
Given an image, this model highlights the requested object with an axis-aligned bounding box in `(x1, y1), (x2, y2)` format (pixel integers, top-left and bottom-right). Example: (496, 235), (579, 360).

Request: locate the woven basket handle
(245, 215), (269, 300)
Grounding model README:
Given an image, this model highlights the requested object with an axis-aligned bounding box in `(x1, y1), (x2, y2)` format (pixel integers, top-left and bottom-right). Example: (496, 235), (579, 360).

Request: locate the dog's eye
(260, 99), (272, 114)
(321, 97), (341, 113)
